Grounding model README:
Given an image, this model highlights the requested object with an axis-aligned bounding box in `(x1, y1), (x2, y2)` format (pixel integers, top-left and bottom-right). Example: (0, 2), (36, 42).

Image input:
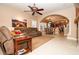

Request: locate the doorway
(40, 14), (69, 37)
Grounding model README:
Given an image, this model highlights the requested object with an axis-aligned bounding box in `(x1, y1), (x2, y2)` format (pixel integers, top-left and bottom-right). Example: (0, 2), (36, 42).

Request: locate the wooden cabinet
(14, 36), (32, 55)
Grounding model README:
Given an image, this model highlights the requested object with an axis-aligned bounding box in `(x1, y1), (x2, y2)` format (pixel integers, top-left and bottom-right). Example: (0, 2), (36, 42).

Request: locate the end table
(14, 36), (32, 55)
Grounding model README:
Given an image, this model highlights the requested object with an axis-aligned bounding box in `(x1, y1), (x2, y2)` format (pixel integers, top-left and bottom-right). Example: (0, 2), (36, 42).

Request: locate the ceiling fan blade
(32, 12), (35, 15)
(28, 6), (33, 11)
(37, 8), (44, 11)
(24, 10), (32, 12)
(36, 12), (42, 15)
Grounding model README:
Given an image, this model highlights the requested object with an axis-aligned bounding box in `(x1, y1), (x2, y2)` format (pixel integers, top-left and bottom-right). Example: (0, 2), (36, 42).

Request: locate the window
(39, 23), (47, 31)
(32, 20), (37, 28)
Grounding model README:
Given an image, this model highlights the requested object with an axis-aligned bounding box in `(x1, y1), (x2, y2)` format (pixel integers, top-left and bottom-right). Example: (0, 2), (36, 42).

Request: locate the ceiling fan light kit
(24, 3), (44, 15)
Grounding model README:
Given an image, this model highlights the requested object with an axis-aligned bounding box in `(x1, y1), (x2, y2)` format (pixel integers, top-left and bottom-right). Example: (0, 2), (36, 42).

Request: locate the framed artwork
(12, 19), (27, 27)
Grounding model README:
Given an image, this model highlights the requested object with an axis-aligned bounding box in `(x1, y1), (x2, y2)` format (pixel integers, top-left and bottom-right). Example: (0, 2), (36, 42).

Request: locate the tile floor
(28, 35), (79, 55)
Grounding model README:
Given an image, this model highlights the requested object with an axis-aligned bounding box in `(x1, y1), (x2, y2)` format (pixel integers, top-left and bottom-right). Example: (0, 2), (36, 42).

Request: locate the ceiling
(1, 3), (74, 13)
(41, 14), (69, 24)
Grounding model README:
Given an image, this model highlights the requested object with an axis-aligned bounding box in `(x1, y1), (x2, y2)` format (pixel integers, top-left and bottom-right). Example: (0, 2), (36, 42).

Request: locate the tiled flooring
(28, 35), (79, 55)
(32, 35), (54, 50)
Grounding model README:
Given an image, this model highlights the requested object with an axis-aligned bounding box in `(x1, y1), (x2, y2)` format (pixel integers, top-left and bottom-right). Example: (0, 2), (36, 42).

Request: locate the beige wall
(0, 4), (43, 30)
(37, 6), (76, 40)
(0, 4), (32, 30)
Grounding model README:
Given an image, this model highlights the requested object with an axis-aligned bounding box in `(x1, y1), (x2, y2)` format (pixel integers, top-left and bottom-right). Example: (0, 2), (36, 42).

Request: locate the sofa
(15, 27), (42, 38)
(0, 26), (15, 55)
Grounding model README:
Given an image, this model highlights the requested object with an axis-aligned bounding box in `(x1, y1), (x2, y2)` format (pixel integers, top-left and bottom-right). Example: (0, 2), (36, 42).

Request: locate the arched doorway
(40, 14), (69, 37)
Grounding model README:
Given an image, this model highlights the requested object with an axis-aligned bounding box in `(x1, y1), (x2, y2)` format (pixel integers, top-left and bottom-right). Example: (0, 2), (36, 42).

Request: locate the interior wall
(0, 4), (32, 30)
(37, 6), (76, 40)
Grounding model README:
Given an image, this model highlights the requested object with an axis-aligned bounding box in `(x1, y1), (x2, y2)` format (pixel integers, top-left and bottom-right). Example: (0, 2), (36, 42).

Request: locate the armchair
(0, 26), (15, 55)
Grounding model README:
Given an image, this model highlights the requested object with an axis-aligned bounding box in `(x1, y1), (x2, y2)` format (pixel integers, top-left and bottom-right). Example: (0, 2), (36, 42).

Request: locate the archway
(40, 14), (69, 36)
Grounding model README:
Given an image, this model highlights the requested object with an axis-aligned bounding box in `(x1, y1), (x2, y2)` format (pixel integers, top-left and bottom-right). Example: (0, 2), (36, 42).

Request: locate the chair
(0, 26), (13, 40)
(0, 47), (3, 55)
(0, 26), (15, 55)
(0, 31), (7, 54)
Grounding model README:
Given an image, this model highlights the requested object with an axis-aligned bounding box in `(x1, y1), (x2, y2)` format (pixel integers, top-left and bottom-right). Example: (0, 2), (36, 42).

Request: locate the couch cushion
(28, 28), (38, 32)
(4, 39), (14, 54)
(0, 47), (3, 55)
(0, 26), (12, 40)
(0, 31), (7, 44)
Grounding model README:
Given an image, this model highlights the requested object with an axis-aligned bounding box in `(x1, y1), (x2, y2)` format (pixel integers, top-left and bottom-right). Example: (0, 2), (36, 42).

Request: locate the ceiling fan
(24, 3), (44, 15)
